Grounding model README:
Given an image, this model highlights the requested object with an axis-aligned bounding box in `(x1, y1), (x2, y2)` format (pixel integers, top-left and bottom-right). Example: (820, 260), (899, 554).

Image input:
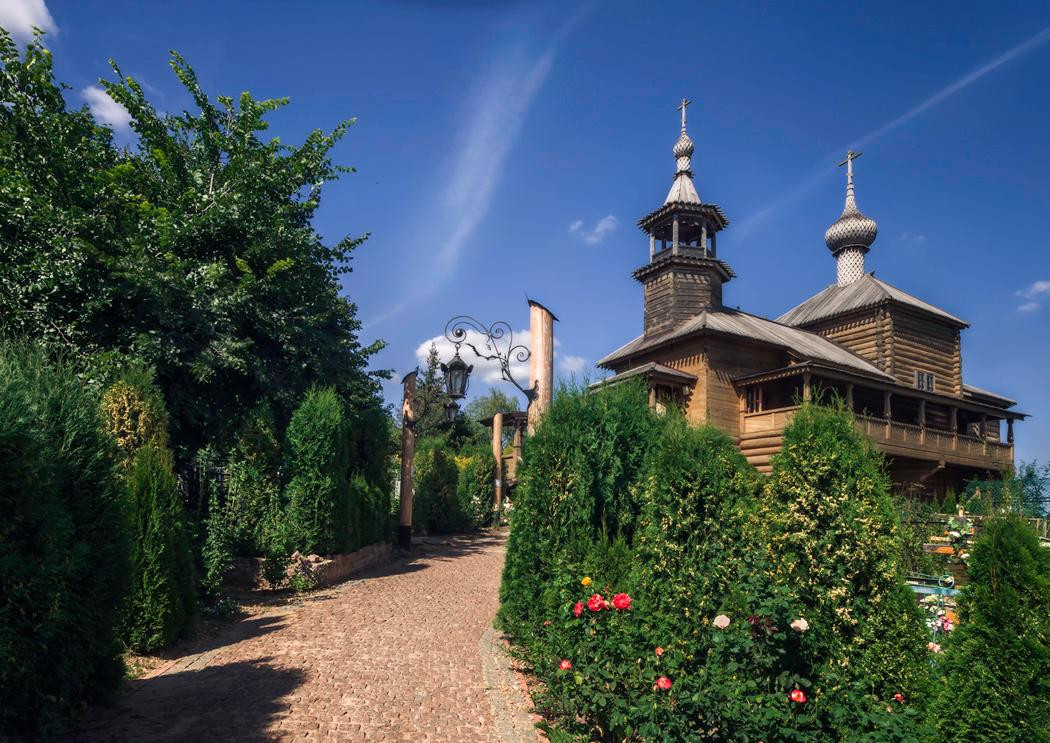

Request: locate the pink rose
(713, 614), (731, 629)
(587, 594), (604, 612)
(612, 593), (632, 610)
(573, 601), (584, 617)
(656, 676), (672, 690)
(559, 659), (572, 670)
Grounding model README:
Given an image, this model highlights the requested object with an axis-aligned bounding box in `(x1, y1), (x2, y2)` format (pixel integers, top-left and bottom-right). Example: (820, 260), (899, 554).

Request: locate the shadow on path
(67, 657), (304, 742)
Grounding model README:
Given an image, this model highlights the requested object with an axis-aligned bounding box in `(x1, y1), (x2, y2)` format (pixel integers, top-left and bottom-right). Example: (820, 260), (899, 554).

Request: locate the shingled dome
(825, 151), (877, 255)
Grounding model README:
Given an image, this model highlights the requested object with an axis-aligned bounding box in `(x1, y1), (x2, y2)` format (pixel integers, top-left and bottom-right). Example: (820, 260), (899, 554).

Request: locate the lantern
(441, 351), (472, 400)
(443, 400), (461, 423)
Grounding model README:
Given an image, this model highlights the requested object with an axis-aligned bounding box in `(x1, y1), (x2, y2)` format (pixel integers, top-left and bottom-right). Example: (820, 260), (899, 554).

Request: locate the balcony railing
(743, 407), (1013, 467)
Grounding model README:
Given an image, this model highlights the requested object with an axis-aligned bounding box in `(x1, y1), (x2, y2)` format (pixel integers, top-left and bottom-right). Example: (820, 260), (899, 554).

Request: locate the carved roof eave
(637, 201), (729, 232)
(589, 361), (697, 391)
(732, 362), (1028, 419)
(632, 253), (735, 283)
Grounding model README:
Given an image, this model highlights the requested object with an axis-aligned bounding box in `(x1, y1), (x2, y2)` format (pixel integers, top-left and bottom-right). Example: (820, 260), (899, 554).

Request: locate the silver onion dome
(825, 151), (877, 254)
(673, 129), (694, 161)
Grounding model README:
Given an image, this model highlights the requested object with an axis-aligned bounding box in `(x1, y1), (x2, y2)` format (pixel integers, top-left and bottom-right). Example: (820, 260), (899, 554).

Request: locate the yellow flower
(581, 576), (592, 586)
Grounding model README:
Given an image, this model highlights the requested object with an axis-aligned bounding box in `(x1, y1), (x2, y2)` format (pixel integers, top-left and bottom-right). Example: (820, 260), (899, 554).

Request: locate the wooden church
(596, 101), (1025, 497)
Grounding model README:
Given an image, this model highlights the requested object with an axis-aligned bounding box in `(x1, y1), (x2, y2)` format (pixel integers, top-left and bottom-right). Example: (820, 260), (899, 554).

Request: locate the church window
(915, 371), (935, 392)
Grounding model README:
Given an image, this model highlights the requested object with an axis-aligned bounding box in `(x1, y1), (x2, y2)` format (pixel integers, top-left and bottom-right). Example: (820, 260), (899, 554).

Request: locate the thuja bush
(413, 437), (464, 533)
(455, 445), (499, 528)
(224, 407), (283, 556)
(285, 387), (352, 554)
(498, 380), (659, 645)
(761, 403), (931, 737)
(929, 514), (1050, 742)
(0, 343), (130, 737)
(101, 368), (196, 649)
(124, 445), (196, 652)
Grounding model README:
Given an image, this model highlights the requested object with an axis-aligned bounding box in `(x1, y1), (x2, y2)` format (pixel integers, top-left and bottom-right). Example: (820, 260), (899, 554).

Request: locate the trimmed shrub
(413, 436), (464, 533)
(929, 514), (1050, 741)
(224, 407), (283, 556)
(99, 364), (170, 460)
(0, 343), (130, 737)
(498, 380), (659, 643)
(285, 387), (351, 555)
(124, 445), (196, 652)
(761, 403), (931, 736)
(455, 446), (499, 528)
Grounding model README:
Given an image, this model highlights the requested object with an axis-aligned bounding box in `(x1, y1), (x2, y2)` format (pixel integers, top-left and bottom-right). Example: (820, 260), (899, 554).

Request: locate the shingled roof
(777, 273), (968, 328)
(597, 307), (893, 381)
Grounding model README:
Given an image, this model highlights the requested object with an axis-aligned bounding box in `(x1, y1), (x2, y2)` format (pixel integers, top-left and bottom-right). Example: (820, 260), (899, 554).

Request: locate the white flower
(948, 530), (961, 538)
(713, 614), (731, 629)
(790, 618), (810, 632)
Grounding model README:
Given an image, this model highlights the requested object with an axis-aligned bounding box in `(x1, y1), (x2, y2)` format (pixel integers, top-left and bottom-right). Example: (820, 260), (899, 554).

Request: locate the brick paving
(70, 531), (513, 742)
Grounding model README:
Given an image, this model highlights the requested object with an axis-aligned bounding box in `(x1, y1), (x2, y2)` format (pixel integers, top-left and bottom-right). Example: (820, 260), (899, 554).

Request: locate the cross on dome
(677, 97), (692, 131)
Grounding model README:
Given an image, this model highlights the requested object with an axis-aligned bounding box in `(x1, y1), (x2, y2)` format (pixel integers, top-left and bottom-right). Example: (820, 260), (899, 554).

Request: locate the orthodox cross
(838, 149), (862, 176)
(677, 97), (692, 130)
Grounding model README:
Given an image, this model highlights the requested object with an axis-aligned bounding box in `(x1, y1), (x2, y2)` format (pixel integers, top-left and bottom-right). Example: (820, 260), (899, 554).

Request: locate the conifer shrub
(413, 436), (464, 533)
(455, 445), (499, 528)
(761, 403), (931, 736)
(224, 407), (284, 556)
(498, 380), (659, 643)
(124, 445), (196, 652)
(0, 343), (130, 737)
(285, 387), (352, 555)
(929, 514), (1050, 741)
(101, 369), (196, 648)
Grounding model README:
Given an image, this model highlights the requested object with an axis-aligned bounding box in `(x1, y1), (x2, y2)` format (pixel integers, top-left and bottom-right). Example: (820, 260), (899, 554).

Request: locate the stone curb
(480, 626), (547, 743)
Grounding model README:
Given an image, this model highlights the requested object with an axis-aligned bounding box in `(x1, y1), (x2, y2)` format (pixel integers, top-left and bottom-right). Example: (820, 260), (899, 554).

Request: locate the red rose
(587, 593), (604, 612)
(612, 593), (632, 610)
(656, 676), (672, 690)
(788, 689), (807, 704)
(573, 601), (584, 617)
(559, 659), (572, 670)
(894, 693), (904, 703)
(654, 646), (664, 656)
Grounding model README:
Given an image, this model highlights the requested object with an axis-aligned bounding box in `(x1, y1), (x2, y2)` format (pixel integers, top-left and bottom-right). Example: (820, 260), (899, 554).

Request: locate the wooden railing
(744, 407), (1013, 466)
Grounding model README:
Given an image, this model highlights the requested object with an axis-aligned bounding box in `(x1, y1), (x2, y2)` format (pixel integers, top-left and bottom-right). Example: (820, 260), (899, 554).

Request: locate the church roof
(590, 362), (698, 388)
(596, 307), (893, 380)
(777, 273), (968, 328)
(961, 384), (1017, 409)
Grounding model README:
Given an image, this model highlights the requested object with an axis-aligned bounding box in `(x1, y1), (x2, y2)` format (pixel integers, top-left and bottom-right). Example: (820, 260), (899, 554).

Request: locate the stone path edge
(480, 626), (547, 743)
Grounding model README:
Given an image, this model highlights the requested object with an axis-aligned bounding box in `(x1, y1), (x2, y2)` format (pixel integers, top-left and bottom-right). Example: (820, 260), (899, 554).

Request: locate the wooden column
(700, 222), (708, 256)
(491, 412), (504, 514)
(528, 300), (556, 434)
(802, 370), (812, 402)
(950, 406), (958, 450)
(649, 233), (655, 260)
(845, 382), (854, 412)
(672, 216), (680, 255)
(1007, 417), (1014, 444)
(883, 390), (892, 438)
(648, 384), (657, 409)
(979, 413), (987, 439)
(918, 399), (926, 445)
(398, 371), (418, 549)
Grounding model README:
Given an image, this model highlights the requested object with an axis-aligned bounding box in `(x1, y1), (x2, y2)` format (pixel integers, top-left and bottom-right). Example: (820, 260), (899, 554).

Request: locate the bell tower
(634, 99), (733, 336)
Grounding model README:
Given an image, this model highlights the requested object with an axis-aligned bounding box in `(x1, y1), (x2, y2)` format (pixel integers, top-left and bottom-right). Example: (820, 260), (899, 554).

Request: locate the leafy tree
(0, 31), (387, 459)
(962, 461), (1050, 517)
(410, 344), (451, 441)
(929, 514), (1050, 742)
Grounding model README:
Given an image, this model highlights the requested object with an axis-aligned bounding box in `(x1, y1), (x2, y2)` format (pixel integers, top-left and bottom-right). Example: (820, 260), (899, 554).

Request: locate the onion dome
(665, 98), (700, 205)
(824, 150), (877, 254)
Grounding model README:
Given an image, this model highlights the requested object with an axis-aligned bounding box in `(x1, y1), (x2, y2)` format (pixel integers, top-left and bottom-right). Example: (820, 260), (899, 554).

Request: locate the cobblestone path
(70, 531), (511, 742)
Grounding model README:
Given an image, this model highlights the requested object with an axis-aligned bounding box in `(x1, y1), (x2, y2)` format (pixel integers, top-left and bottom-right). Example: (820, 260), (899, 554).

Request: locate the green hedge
(412, 437), (463, 533)
(456, 445), (499, 528)
(124, 445), (196, 652)
(930, 514), (1050, 741)
(0, 343), (130, 737)
(501, 393), (935, 741)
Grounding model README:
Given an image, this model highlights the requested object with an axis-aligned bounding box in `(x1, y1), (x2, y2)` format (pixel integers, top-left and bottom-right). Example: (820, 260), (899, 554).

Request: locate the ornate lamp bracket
(444, 315), (537, 406)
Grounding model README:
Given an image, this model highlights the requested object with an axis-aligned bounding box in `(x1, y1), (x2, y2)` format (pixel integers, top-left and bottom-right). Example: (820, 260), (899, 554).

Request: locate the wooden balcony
(740, 406), (1014, 473)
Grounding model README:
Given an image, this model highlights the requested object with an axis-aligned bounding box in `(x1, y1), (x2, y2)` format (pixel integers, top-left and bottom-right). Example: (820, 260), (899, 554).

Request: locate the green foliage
(201, 483), (235, 601)
(940, 488), (958, 515)
(413, 437), (465, 533)
(0, 30), (387, 460)
(285, 387), (351, 554)
(224, 407), (283, 556)
(124, 445), (196, 652)
(410, 344), (451, 441)
(761, 403), (931, 735)
(498, 380), (660, 644)
(99, 364), (171, 461)
(961, 461), (1050, 518)
(929, 515), (1050, 742)
(0, 342), (130, 737)
(455, 445), (499, 528)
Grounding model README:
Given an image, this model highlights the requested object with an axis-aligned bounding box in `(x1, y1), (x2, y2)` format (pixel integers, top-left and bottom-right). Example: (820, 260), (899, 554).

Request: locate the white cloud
(1018, 279), (1050, 298)
(558, 354), (587, 374)
(416, 327), (531, 388)
(569, 214), (618, 245)
(81, 86), (131, 131)
(1017, 301), (1040, 313)
(0, 0), (57, 43)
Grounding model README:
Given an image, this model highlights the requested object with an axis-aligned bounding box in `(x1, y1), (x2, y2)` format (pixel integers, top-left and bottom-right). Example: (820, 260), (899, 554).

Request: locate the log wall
(888, 308), (961, 394)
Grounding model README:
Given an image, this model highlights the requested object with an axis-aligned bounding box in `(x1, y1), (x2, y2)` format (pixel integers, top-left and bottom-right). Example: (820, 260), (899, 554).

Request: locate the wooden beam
(846, 382), (854, 411)
(398, 370), (418, 548)
(491, 412), (503, 514)
(1007, 418), (1014, 444)
(802, 370), (812, 402)
(528, 300), (556, 434)
(672, 216), (680, 255)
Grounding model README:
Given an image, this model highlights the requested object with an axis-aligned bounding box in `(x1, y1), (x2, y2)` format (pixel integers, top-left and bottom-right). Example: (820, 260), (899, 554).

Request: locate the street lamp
(443, 400), (461, 423)
(440, 349), (472, 401)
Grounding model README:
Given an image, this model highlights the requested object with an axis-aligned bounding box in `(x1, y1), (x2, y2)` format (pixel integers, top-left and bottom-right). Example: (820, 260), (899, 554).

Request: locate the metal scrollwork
(444, 315), (536, 403)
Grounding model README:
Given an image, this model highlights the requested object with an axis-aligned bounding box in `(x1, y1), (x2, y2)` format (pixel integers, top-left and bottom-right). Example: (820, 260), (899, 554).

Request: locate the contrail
(736, 23), (1050, 237)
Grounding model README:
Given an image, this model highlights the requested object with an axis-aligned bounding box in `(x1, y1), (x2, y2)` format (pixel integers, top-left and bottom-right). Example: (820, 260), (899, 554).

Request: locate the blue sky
(4, 1), (1049, 462)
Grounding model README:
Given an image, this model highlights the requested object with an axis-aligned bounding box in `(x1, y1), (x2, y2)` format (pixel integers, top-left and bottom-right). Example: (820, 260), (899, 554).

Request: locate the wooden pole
(528, 300), (557, 434)
(672, 216), (680, 255)
(398, 371), (417, 549)
(802, 370), (812, 403)
(491, 411), (504, 515)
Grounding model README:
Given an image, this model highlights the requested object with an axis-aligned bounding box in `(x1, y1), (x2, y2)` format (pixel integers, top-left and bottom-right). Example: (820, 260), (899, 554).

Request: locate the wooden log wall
(888, 307), (961, 394)
(705, 338), (784, 437)
(800, 310), (883, 368)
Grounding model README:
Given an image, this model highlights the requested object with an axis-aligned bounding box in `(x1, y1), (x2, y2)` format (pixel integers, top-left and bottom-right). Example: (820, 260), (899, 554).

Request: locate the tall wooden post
(1007, 417), (1014, 444)
(883, 390), (892, 439)
(845, 382), (855, 412)
(802, 370), (812, 403)
(672, 216), (680, 255)
(398, 371), (418, 549)
(491, 412), (504, 514)
(528, 300), (556, 434)
(950, 406), (958, 451)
